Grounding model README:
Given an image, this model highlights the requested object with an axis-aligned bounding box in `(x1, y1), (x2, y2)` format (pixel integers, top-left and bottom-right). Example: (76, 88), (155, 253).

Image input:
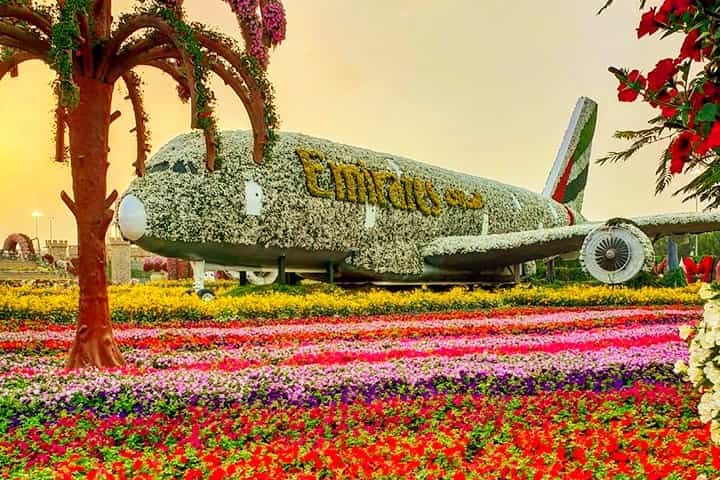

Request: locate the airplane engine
(580, 221), (654, 284)
(247, 270), (279, 286)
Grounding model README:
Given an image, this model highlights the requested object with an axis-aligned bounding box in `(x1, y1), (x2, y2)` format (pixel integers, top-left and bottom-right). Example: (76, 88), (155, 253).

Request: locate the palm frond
(675, 161), (720, 202)
(655, 149), (673, 195)
(597, 127), (665, 165)
(597, 0), (646, 15)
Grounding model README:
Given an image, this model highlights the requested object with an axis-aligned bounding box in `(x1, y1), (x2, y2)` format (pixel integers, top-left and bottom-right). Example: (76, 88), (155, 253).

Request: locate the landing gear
(189, 260), (215, 300)
(197, 288), (216, 302)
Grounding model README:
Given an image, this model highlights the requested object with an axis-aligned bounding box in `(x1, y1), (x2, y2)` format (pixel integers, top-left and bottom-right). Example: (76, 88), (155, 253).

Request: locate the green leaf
(696, 103), (719, 123)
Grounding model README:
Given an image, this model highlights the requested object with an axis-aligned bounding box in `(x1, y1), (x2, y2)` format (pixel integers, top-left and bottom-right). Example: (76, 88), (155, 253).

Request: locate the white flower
(674, 360), (688, 375)
(705, 362), (720, 386)
(712, 420), (720, 445)
(700, 283), (716, 300)
(700, 329), (718, 350)
(706, 308), (720, 329)
(690, 347), (711, 366)
(699, 392), (717, 423)
(679, 325), (694, 341)
(688, 365), (705, 385)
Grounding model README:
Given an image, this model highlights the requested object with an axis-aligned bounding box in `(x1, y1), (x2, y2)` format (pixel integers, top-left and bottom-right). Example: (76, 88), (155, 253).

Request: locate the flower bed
(1, 306), (719, 478)
(0, 283), (703, 324)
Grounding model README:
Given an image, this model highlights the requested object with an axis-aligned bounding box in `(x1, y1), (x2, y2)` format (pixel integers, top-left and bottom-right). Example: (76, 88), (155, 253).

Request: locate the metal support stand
(668, 237), (679, 270)
(327, 261), (335, 284)
(190, 260), (205, 292)
(512, 264), (521, 283)
(546, 257), (556, 283)
(277, 255), (287, 285)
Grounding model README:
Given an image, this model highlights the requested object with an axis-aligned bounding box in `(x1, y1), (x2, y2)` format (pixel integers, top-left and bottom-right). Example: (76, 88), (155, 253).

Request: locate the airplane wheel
(197, 288), (215, 302)
(580, 222), (654, 284)
(247, 270), (279, 286)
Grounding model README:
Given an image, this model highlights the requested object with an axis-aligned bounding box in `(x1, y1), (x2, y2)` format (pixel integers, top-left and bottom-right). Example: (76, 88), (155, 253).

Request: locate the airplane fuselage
(119, 130), (582, 283)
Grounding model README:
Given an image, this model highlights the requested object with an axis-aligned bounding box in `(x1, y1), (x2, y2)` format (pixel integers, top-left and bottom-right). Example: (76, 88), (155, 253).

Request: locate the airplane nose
(117, 194), (147, 241)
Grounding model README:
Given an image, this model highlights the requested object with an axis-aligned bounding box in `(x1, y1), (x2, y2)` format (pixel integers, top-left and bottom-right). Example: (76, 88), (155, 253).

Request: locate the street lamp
(48, 216), (54, 241)
(31, 211), (43, 255)
(31, 211), (43, 238)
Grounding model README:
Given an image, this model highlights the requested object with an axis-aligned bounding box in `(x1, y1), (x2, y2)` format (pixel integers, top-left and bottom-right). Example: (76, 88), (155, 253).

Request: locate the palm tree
(0, 0), (285, 368)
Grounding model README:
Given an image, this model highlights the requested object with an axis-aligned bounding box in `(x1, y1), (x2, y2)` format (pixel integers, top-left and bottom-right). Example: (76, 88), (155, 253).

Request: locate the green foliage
(148, 5), (222, 163)
(533, 259), (593, 284)
(192, 27), (281, 162)
(625, 270), (660, 288)
(0, 46), (12, 63)
(654, 231), (720, 257)
(660, 267), (688, 288)
(223, 282), (335, 297)
(48, 0), (93, 107)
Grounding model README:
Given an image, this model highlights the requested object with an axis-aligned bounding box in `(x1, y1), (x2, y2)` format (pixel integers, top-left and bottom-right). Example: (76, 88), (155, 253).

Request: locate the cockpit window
(146, 161), (169, 174)
(145, 160), (198, 174)
(172, 161), (198, 174)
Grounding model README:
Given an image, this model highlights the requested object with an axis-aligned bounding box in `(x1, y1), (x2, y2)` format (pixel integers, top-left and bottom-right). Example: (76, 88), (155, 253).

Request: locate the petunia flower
(679, 29), (703, 62)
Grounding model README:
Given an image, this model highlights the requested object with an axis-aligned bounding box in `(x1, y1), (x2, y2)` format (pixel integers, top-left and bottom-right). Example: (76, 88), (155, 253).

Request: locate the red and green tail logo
(543, 97), (598, 213)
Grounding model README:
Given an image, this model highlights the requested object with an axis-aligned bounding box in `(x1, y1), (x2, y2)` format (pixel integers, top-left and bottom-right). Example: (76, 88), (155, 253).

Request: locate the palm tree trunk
(65, 77), (125, 369)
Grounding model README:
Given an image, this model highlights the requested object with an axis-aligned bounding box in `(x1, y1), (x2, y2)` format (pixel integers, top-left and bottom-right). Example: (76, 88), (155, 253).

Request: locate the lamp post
(31, 211), (43, 256)
(48, 216), (54, 242)
(31, 211), (43, 239)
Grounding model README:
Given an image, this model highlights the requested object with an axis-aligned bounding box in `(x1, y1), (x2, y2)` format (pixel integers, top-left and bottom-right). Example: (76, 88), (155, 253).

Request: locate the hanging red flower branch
(599, 0), (720, 208)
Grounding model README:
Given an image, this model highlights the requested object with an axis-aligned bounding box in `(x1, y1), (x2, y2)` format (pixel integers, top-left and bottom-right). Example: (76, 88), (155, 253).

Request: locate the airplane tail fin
(542, 97), (598, 213)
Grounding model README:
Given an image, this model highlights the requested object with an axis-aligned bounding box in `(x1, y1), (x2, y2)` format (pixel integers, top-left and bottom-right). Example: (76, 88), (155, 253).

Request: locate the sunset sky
(0, 1), (692, 245)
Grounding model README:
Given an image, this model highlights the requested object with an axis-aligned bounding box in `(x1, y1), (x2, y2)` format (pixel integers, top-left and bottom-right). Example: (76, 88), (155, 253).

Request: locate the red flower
(680, 29), (702, 62)
(655, 88), (679, 118)
(637, 8), (659, 38)
(572, 447), (586, 463)
(618, 70), (646, 102)
(669, 130), (698, 174)
(661, 0), (692, 16)
(695, 121), (720, 155)
(647, 58), (677, 92)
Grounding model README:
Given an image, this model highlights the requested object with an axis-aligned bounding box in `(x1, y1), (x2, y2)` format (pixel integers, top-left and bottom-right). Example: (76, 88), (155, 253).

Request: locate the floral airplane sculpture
(117, 97), (720, 297)
(0, 0), (286, 368)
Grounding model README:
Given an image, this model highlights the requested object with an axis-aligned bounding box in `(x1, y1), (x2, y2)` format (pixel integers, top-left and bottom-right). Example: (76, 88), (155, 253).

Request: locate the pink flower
(262, 1), (287, 45)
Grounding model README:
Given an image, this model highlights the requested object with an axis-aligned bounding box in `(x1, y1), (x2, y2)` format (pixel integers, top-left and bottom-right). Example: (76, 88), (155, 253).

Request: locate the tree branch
(99, 14), (198, 126)
(121, 71), (151, 177)
(141, 58), (191, 101)
(0, 50), (42, 81)
(0, 22), (50, 56)
(77, 13), (94, 76)
(0, 5), (52, 37)
(104, 190), (118, 210)
(55, 105), (67, 163)
(193, 32), (267, 164)
(61, 190), (78, 218)
(93, 0), (112, 40)
(108, 42), (177, 82)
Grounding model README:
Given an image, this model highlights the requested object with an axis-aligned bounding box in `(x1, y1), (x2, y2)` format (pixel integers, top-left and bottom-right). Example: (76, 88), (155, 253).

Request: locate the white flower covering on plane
(124, 130), (573, 276)
(421, 225), (595, 257)
(678, 284), (720, 445)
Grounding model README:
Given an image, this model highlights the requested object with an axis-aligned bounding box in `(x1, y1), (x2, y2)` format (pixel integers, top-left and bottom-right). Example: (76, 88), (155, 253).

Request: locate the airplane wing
(422, 212), (720, 270)
(627, 212), (720, 239)
(422, 224), (596, 270)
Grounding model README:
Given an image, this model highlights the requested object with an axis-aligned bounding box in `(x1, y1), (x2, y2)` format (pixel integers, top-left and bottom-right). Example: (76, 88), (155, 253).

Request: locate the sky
(0, 0), (696, 245)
